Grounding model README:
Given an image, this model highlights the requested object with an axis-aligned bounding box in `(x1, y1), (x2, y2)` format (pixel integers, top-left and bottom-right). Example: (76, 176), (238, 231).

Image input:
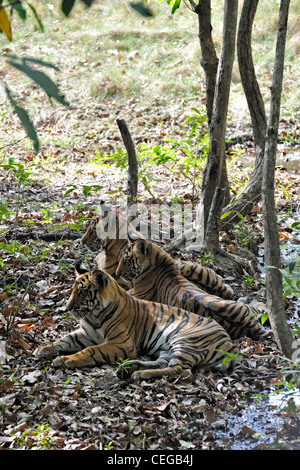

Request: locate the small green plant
(64, 183), (104, 198)
(260, 312), (269, 325)
(13, 424), (58, 450)
(278, 182), (295, 200)
(104, 440), (114, 450)
(279, 258), (300, 298)
(198, 252), (213, 266)
(242, 275), (255, 288)
(0, 157), (34, 222)
(216, 349), (242, 367)
(128, 421), (138, 431)
(60, 379), (71, 388)
(115, 357), (133, 375)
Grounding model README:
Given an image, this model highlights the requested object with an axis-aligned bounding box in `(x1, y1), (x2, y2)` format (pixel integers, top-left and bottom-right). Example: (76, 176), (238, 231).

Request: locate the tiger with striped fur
(34, 264), (239, 389)
(81, 204), (234, 299)
(116, 234), (267, 340)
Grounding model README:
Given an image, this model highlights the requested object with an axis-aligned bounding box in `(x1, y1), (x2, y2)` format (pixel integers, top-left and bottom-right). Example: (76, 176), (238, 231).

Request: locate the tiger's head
(81, 202), (134, 254)
(66, 263), (114, 321)
(81, 216), (103, 252)
(116, 232), (156, 282)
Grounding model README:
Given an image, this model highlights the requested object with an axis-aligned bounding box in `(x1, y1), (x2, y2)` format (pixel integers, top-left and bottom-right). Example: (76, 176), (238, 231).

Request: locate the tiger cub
(116, 234), (267, 340)
(81, 205), (234, 299)
(34, 264), (239, 389)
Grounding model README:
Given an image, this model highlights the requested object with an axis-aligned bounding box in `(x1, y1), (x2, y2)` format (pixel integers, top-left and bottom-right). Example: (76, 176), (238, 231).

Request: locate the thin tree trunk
(262, 0), (293, 358)
(194, 0), (230, 211)
(116, 118), (138, 208)
(205, 186), (225, 252)
(198, 0), (238, 249)
(221, 0), (267, 230)
(195, 0), (218, 127)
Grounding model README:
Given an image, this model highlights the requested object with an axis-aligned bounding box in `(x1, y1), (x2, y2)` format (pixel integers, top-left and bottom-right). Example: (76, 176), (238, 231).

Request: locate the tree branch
(116, 118), (138, 207)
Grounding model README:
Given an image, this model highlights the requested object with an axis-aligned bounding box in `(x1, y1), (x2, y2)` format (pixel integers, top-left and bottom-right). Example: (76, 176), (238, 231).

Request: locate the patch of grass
(0, 0), (299, 161)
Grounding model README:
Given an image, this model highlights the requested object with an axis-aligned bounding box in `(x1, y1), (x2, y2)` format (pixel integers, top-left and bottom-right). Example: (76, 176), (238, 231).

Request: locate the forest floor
(0, 0), (300, 452)
(0, 101), (299, 451)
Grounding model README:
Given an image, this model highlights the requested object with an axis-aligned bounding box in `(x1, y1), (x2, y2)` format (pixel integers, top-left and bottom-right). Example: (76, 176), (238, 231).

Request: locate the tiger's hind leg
(116, 352), (170, 380)
(129, 351), (193, 381)
(176, 261), (234, 300)
(132, 364), (192, 381)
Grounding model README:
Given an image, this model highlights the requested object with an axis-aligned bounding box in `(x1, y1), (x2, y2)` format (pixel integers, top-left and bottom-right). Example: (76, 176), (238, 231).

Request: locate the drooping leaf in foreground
(4, 54), (60, 71)
(129, 2), (154, 17)
(7, 0), (27, 20)
(6, 60), (69, 106)
(61, 0), (76, 17)
(4, 85), (40, 153)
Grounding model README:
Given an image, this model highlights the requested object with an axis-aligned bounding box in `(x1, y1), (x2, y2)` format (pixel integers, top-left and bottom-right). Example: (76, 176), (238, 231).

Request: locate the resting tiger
(34, 264), (239, 390)
(116, 234), (267, 341)
(81, 203), (234, 299)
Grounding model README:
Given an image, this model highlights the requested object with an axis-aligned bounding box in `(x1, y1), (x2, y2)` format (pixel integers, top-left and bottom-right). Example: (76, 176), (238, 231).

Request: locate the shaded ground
(0, 126), (299, 450)
(0, 0), (299, 452)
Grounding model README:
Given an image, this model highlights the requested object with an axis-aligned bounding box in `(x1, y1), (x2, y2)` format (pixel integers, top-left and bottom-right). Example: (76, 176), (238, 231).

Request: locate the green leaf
(171, 0), (181, 14)
(7, 60), (69, 106)
(27, 3), (44, 31)
(82, 184), (103, 197)
(8, 0), (27, 20)
(63, 186), (76, 197)
(287, 259), (297, 273)
(80, 0), (95, 6)
(4, 54), (60, 71)
(129, 2), (154, 17)
(221, 210), (232, 219)
(0, 204), (11, 220)
(61, 0), (76, 16)
(5, 85), (39, 153)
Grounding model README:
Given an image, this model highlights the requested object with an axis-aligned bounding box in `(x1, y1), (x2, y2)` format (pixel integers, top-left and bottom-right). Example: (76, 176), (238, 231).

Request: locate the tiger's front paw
(52, 355), (77, 368)
(34, 344), (57, 358)
(52, 351), (92, 369)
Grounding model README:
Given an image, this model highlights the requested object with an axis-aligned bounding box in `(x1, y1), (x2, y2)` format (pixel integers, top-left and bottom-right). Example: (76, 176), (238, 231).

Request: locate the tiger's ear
(92, 270), (108, 289)
(75, 262), (89, 278)
(135, 239), (149, 256)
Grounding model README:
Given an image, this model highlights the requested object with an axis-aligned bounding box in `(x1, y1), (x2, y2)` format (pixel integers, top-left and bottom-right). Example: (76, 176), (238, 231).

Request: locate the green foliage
(0, 157), (34, 223)
(130, 2), (154, 17)
(104, 440), (114, 450)
(12, 424), (58, 450)
(198, 252), (213, 266)
(1, 55), (69, 153)
(115, 357), (133, 375)
(162, 0), (182, 15)
(242, 275), (255, 289)
(64, 183), (104, 198)
(4, 86), (40, 153)
(61, 0), (95, 17)
(216, 349), (242, 367)
(89, 106), (208, 199)
(7, 56), (68, 106)
(268, 258), (300, 299)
